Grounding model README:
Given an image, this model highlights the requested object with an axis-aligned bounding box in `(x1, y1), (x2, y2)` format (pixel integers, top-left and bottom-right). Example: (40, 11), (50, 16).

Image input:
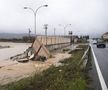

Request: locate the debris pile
(10, 39), (51, 62)
(0, 45), (10, 49)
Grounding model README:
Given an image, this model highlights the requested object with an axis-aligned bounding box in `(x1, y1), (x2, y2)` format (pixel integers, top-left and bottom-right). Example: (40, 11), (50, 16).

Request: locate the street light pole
(24, 5), (48, 38)
(34, 13), (36, 37)
(59, 24), (71, 36)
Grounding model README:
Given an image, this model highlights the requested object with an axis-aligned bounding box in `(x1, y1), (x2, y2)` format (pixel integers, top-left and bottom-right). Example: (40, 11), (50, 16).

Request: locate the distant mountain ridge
(0, 33), (31, 39)
(0, 33), (102, 39)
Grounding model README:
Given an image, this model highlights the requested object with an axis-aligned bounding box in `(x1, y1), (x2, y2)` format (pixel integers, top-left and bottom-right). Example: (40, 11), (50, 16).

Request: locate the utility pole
(54, 28), (56, 45)
(28, 28), (31, 42)
(44, 24), (48, 45)
(68, 31), (73, 45)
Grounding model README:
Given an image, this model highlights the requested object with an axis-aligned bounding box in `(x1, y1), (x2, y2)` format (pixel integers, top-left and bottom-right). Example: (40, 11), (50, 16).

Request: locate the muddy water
(0, 42), (31, 61)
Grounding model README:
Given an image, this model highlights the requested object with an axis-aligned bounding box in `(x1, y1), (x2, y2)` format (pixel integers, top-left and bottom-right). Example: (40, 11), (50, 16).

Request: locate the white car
(92, 40), (97, 44)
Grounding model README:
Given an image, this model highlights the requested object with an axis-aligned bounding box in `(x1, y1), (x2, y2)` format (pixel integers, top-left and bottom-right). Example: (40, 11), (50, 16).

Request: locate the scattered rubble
(0, 53), (71, 85)
(0, 38), (77, 85)
(0, 45), (10, 49)
(10, 38), (51, 62)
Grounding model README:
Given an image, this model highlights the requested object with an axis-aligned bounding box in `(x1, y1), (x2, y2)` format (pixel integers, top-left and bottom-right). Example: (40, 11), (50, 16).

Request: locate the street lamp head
(43, 5), (48, 7)
(24, 7), (28, 9)
(24, 5), (48, 37)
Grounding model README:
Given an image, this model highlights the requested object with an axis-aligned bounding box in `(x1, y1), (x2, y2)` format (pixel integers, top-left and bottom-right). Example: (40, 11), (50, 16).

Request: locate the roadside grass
(1, 45), (90, 90)
(76, 45), (88, 50)
(62, 48), (70, 52)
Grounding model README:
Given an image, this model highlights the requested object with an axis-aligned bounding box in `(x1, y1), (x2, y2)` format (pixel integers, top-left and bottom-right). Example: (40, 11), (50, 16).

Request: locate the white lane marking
(91, 45), (108, 90)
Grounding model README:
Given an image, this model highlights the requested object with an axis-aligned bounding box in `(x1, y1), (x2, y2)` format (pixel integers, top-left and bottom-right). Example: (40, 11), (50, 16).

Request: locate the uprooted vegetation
(1, 45), (91, 90)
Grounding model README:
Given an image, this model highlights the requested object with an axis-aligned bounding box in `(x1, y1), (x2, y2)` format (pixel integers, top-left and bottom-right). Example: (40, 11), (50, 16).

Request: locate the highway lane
(91, 44), (108, 90)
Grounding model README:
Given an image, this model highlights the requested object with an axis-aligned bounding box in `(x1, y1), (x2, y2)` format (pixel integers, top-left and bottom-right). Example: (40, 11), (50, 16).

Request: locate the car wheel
(103, 45), (106, 48)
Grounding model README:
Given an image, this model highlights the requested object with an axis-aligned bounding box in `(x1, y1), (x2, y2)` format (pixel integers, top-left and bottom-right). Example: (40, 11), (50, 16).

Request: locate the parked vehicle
(92, 40), (97, 44)
(97, 40), (106, 48)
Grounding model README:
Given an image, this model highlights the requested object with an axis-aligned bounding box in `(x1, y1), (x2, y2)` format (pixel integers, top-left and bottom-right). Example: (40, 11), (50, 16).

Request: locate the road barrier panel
(79, 46), (90, 69)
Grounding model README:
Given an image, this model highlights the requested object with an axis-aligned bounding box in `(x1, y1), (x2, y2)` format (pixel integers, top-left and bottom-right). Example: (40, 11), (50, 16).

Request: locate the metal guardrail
(81, 46), (90, 60)
(79, 46), (90, 68)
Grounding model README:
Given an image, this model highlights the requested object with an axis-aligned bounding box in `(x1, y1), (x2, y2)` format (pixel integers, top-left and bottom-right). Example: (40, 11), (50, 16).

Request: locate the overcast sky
(0, 0), (108, 37)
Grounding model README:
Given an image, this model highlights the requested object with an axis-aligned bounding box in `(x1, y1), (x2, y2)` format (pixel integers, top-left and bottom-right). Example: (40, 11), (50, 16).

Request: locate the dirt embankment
(0, 53), (71, 85)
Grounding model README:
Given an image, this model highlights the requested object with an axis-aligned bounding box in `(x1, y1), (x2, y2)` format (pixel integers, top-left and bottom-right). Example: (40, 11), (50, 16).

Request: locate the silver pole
(34, 13), (36, 38)
(24, 5), (48, 38)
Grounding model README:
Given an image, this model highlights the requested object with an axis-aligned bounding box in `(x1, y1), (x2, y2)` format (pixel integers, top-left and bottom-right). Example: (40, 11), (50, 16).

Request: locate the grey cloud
(0, 0), (108, 37)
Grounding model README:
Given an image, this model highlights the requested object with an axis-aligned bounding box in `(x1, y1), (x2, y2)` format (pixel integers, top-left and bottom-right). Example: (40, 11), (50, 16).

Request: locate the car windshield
(97, 40), (104, 43)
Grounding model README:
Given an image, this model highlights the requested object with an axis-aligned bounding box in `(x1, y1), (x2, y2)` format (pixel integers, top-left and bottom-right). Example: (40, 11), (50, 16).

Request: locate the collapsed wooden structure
(32, 38), (51, 59)
(10, 38), (51, 62)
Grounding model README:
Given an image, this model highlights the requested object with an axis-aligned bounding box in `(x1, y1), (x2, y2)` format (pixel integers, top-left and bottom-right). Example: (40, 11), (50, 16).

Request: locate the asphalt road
(91, 43), (108, 90)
